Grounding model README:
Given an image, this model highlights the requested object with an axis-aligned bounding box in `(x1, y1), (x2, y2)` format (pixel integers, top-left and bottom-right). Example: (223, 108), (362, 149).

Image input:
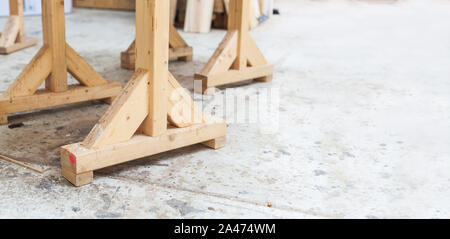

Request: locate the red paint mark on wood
(69, 154), (76, 165)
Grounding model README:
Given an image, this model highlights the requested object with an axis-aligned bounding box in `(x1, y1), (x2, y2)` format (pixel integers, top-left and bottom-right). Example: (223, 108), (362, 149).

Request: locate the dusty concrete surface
(1, 0), (450, 218)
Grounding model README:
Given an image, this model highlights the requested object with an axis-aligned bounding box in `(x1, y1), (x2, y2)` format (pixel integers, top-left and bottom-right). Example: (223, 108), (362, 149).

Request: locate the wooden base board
(0, 81), (122, 125)
(195, 64), (274, 92)
(120, 46), (193, 70)
(0, 112), (7, 125)
(61, 169), (93, 187)
(202, 136), (226, 149)
(61, 120), (227, 186)
(256, 74), (273, 83)
(0, 37), (38, 54)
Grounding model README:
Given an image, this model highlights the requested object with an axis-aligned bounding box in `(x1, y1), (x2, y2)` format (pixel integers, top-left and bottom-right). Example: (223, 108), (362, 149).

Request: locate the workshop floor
(1, 0), (450, 219)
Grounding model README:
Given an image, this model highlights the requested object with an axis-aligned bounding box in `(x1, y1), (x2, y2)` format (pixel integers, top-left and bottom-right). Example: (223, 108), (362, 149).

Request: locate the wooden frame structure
(120, 24), (193, 70)
(61, 0), (226, 187)
(0, 0), (38, 54)
(73, 0), (135, 10)
(195, 0), (273, 93)
(0, 0), (122, 125)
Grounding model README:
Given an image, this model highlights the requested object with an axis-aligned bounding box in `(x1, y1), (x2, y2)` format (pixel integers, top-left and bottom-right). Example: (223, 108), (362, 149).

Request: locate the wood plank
(258, 0), (264, 15)
(0, 37), (37, 54)
(42, 0), (68, 93)
(122, 38), (192, 57)
(223, 0), (230, 13)
(169, 24), (188, 48)
(170, 46), (194, 59)
(0, 16), (20, 48)
(0, 81), (122, 114)
(62, 120), (226, 174)
(167, 72), (205, 127)
(214, 0), (225, 13)
(228, 0), (249, 70)
(197, 64), (274, 89)
(74, 0), (179, 22)
(184, 0), (215, 33)
(121, 24), (193, 69)
(246, 35), (268, 66)
(82, 71), (149, 149)
(9, 0), (25, 42)
(199, 30), (237, 76)
(121, 44), (193, 69)
(61, 169), (93, 187)
(202, 136), (226, 149)
(136, 0), (169, 137)
(73, 0), (135, 10)
(0, 112), (7, 125)
(66, 43), (108, 87)
(4, 46), (52, 97)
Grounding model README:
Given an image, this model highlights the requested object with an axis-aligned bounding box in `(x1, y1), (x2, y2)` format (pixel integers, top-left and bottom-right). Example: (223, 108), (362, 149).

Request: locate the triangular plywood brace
(61, 0), (226, 187)
(120, 24), (193, 70)
(0, 0), (38, 54)
(195, 0), (273, 93)
(81, 70), (206, 149)
(0, 0), (122, 125)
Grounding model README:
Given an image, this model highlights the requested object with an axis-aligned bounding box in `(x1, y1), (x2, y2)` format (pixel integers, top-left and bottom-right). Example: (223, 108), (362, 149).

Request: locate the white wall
(0, 1), (9, 16)
(0, 0), (72, 17)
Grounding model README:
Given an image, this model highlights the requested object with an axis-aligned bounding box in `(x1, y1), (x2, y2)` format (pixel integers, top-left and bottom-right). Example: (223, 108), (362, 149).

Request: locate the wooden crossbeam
(0, 0), (122, 125)
(0, 0), (38, 54)
(195, 0), (273, 93)
(120, 24), (193, 70)
(62, 122), (226, 186)
(0, 82), (122, 114)
(61, 0), (226, 187)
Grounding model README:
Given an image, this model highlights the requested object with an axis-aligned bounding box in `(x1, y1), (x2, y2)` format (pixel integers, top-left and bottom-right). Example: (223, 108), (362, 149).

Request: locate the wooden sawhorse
(61, 0), (226, 187)
(0, 0), (38, 54)
(0, 0), (122, 125)
(120, 24), (193, 70)
(195, 0), (273, 93)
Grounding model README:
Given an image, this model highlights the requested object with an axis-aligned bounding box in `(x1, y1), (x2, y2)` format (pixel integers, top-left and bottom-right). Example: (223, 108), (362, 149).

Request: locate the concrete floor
(1, 0), (450, 218)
